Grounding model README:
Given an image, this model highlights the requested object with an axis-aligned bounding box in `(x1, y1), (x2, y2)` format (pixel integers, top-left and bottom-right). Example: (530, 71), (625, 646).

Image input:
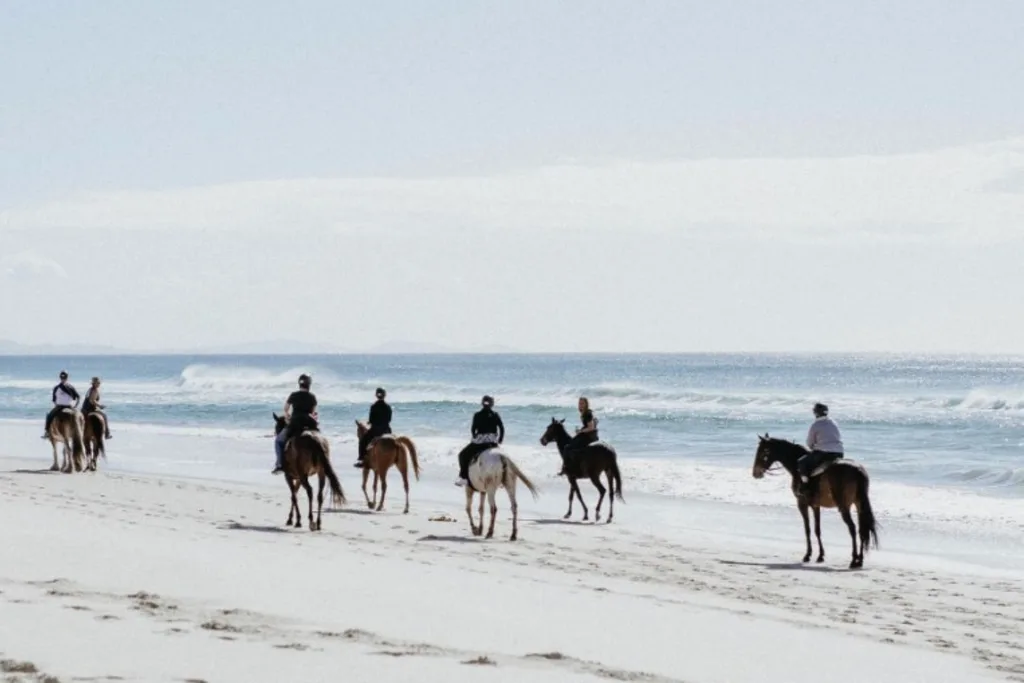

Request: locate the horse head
(272, 412), (287, 435)
(752, 433), (773, 478)
(539, 417), (568, 446)
(355, 419), (368, 436)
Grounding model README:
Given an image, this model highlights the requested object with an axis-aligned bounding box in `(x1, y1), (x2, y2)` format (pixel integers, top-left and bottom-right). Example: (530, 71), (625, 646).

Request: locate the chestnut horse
(355, 420), (420, 513)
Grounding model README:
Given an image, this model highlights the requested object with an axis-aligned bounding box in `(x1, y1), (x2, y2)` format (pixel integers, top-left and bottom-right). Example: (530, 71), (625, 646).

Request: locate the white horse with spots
(464, 447), (539, 541)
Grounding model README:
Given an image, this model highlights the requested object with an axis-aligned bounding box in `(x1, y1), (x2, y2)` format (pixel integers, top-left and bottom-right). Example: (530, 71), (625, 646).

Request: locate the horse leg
(375, 464), (388, 512)
(465, 486), (479, 536)
(798, 502), (812, 563)
(50, 439), (59, 471)
(477, 491), (485, 536)
(315, 473), (325, 531)
(485, 489), (498, 539)
(590, 473), (606, 522)
(575, 480), (590, 521)
(398, 457), (411, 514)
(301, 477), (314, 530)
(361, 465), (373, 509)
(285, 476), (299, 527)
(564, 478), (575, 519)
(813, 506), (825, 563)
(607, 469), (615, 523)
(508, 486), (519, 541)
(839, 505), (860, 569)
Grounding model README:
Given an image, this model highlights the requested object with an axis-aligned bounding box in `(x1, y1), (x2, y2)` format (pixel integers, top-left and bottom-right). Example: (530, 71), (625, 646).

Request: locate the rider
(559, 396), (599, 475)
(82, 376), (113, 440)
(798, 402), (845, 495)
(42, 371), (80, 438)
(355, 387), (392, 468)
(454, 395), (505, 487)
(272, 373), (319, 474)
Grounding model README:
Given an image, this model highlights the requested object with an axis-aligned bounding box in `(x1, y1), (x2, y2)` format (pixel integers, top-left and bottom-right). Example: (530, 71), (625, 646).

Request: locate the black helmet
(59, 371), (68, 380)
(481, 395), (494, 407)
(813, 402), (828, 417)
(375, 387), (386, 398)
(298, 374), (311, 388)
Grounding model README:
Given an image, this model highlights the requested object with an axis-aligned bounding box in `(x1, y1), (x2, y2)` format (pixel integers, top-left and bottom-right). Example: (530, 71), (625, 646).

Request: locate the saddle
(808, 454), (845, 478)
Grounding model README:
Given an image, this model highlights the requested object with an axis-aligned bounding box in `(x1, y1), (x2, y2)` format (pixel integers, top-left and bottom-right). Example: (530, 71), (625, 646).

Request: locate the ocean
(2, 353), (1023, 534)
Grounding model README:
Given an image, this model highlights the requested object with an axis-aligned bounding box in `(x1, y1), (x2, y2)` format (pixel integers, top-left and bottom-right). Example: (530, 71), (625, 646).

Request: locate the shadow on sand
(417, 534), (477, 544)
(220, 521), (291, 534)
(323, 507), (378, 516)
(9, 468), (59, 475)
(530, 518), (597, 526)
(717, 559), (852, 573)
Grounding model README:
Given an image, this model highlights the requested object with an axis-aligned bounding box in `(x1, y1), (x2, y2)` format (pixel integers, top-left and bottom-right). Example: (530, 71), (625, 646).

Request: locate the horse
(47, 408), (86, 473)
(272, 414), (346, 530)
(82, 412), (107, 472)
(354, 420), (421, 513)
(464, 446), (539, 541)
(752, 434), (879, 569)
(539, 418), (623, 523)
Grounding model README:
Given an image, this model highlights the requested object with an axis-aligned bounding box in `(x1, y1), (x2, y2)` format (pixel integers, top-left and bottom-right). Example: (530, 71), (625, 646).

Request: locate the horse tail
(71, 413), (86, 472)
(609, 456), (624, 502)
(855, 467), (879, 552)
(503, 456), (539, 501)
(90, 414), (107, 459)
(396, 436), (420, 480)
(313, 437), (346, 507)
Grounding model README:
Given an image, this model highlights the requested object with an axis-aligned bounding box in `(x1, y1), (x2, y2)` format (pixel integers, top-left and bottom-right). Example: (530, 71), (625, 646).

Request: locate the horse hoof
(403, 508), (409, 515)
(485, 532), (494, 540)
(49, 465), (59, 472)
(562, 513), (571, 520)
(802, 555), (811, 563)
(816, 556), (825, 564)
(510, 534), (518, 541)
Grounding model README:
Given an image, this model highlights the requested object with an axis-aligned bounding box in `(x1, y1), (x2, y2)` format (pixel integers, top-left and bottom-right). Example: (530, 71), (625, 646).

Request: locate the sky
(2, 1), (1023, 353)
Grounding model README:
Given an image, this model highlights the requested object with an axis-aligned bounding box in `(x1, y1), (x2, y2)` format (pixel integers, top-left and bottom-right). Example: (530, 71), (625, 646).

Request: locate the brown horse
(273, 414), (346, 530)
(82, 412), (107, 472)
(539, 418), (623, 523)
(47, 408), (86, 473)
(355, 421), (420, 513)
(752, 434), (879, 569)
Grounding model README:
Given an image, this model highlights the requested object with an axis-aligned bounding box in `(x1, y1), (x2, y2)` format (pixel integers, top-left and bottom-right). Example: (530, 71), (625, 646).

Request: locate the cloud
(3, 137), (1024, 246)
(0, 250), (69, 281)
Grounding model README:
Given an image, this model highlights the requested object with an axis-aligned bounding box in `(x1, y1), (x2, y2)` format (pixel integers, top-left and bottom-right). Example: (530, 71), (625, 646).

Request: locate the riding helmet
(813, 402), (829, 416)
(481, 395), (494, 407)
(298, 373), (312, 388)
(59, 371), (68, 380)
(376, 387), (386, 398)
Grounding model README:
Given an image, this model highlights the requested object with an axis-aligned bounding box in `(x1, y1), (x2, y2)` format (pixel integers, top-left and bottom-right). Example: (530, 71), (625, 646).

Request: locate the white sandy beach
(2, 421), (1023, 683)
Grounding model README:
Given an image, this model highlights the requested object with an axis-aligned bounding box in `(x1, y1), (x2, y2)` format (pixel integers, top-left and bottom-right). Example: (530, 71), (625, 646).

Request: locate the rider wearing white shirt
(798, 403), (845, 496)
(42, 371), (80, 437)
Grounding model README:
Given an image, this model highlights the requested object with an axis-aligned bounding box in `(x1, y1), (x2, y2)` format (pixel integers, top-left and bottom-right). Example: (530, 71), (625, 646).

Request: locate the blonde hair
(578, 396), (590, 411)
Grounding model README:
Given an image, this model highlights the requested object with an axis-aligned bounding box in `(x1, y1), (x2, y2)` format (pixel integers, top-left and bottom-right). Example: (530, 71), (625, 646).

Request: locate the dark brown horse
(539, 418), (623, 523)
(273, 414), (346, 530)
(82, 412), (107, 472)
(354, 421), (420, 513)
(752, 435), (878, 568)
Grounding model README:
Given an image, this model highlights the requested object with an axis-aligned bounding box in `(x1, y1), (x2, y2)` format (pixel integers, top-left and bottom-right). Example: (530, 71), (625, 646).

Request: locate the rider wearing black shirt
(455, 395), (505, 487)
(272, 374), (318, 474)
(356, 387), (392, 467)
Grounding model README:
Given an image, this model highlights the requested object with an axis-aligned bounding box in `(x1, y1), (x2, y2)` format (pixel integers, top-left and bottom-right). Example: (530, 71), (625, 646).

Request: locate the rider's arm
(496, 414), (505, 443)
(283, 398), (292, 421)
(806, 424), (817, 450)
(580, 415), (597, 433)
(471, 412), (480, 437)
(68, 385), (80, 407)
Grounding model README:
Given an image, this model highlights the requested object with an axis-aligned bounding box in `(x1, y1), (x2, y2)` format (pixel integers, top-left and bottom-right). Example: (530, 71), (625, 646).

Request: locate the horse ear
(758, 433), (765, 442)
(559, 418), (565, 424)
(273, 412), (279, 420)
